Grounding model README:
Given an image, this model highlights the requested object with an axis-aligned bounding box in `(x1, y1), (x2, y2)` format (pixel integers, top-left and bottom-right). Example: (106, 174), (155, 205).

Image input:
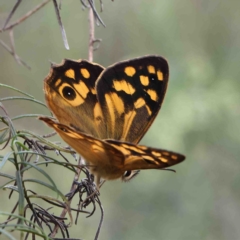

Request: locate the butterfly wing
(44, 59), (106, 138)
(44, 56), (169, 144)
(96, 55), (169, 143)
(40, 117), (184, 174)
(106, 139), (185, 171)
(40, 117), (185, 176)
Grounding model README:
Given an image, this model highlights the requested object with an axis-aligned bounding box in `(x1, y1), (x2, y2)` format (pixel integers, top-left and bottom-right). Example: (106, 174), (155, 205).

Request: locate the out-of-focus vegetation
(0, 1), (239, 239)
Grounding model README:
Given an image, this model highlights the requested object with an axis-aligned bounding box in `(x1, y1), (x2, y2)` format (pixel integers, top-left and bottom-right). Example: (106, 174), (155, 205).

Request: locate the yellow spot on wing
(162, 151), (170, 156)
(120, 110), (137, 140)
(138, 145), (147, 150)
(63, 130), (84, 139)
(91, 88), (96, 94)
(113, 80), (135, 95)
(147, 89), (158, 101)
(140, 75), (149, 86)
(148, 65), (155, 74)
(105, 92), (124, 118)
(105, 93), (115, 133)
(124, 66), (136, 77)
(93, 140), (103, 147)
(112, 144), (131, 155)
(55, 79), (61, 87)
(94, 102), (103, 124)
(159, 157), (168, 163)
(145, 105), (152, 115)
(171, 155), (178, 160)
(92, 144), (104, 152)
(157, 70), (163, 81)
(110, 92), (124, 115)
(134, 98), (145, 109)
(143, 155), (156, 161)
(65, 69), (75, 79)
(74, 81), (89, 99)
(121, 144), (146, 154)
(81, 68), (90, 78)
(152, 151), (162, 157)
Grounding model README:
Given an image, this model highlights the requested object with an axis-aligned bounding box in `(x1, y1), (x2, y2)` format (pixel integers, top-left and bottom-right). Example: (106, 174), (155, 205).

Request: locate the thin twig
(0, 39), (31, 70)
(2, 0), (22, 30)
(88, 7), (95, 62)
(52, 0), (69, 50)
(0, 0), (51, 69)
(87, 0), (106, 27)
(0, 0), (51, 32)
(88, 5), (102, 61)
(94, 196), (104, 240)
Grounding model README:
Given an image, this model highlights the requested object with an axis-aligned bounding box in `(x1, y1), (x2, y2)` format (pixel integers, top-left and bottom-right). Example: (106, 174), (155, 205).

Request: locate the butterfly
(39, 55), (185, 187)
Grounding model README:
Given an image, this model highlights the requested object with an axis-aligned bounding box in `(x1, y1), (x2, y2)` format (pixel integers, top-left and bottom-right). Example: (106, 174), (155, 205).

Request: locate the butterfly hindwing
(44, 59), (106, 138)
(39, 117), (185, 182)
(106, 139), (185, 171)
(96, 56), (169, 143)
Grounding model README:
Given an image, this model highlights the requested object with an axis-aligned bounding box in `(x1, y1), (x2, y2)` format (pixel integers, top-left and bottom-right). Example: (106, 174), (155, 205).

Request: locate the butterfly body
(40, 55), (185, 187)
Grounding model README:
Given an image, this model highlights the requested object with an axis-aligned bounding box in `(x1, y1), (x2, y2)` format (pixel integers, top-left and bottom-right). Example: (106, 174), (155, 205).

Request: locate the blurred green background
(0, 0), (240, 239)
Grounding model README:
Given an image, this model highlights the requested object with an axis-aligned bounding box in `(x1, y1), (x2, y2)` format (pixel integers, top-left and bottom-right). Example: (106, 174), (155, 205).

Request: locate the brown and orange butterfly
(39, 55), (185, 187)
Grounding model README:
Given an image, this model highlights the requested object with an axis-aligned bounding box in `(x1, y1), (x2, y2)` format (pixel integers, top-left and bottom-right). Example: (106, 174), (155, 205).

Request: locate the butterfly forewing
(44, 59), (106, 138)
(44, 56), (169, 144)
(96, 56), (169, 143)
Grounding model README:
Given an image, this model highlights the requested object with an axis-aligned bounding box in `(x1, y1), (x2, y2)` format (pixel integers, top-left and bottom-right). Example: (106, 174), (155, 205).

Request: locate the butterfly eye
(122, 170), (140, 182)
(62, 86), (76, 100)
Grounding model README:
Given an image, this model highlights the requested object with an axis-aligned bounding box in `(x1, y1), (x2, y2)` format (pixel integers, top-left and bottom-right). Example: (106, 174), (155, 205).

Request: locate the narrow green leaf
(0, 96), (47, 108)
(17, 131), (75, 153)
(24, 179), (65, 200)
(0, 212), (50, 239)
(20, 161), (64, 199)
(12, 114), (52, 121)
(0, 83), (34, 98)
(0, 128), (9, 142)
(0, 172), (15, 180)
(0, 228), (17, 240)
(15, 171), (24, 217)
(0, 151), (13, 169)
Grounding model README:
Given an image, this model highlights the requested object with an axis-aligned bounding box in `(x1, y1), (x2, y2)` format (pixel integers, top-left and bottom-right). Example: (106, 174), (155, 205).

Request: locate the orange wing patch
(124, 66), (136, 77)
(147, 65), (156, 74)
(140, 75), (149, 86)
(113, 80), (135, 95)
(157, 70), (163, 81)
(65, 69), (75, 79)
(81, 68), (90, 79)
